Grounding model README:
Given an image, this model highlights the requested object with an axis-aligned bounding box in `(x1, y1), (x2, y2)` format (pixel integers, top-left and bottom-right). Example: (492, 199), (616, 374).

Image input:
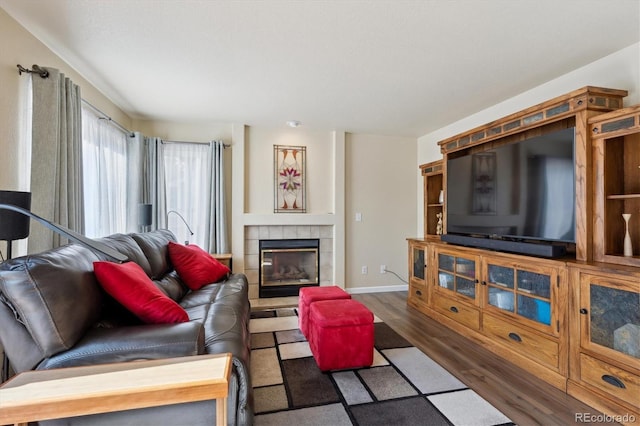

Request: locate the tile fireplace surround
(244, 225), (334, 300)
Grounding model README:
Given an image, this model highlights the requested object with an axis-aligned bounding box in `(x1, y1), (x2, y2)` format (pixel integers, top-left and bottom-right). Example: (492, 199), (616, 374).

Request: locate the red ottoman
(298, 286), (351, 338)
(308, 299), (374, 371)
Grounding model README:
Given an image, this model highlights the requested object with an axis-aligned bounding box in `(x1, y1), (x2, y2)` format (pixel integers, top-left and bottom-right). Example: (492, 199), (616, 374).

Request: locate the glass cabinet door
(487, 264), (515, 313)
(437, 252), (478, 301)
(517, 270), (551, 325)
(408, 242), (429, 308)
(412, 246), (425, 281)
(581, 274), (640, 362)
(485, 261), (554, 328)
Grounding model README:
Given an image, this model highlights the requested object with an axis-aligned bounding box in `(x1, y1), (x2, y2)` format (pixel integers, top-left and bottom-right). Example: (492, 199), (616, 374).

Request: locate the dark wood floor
(352, 291), (615, 426)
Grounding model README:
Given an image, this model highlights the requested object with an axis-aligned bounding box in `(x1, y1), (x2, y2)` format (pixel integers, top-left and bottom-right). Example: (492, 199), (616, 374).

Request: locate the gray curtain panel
(210, 140), (229, 254)
(126, 131), (144, 232)
(141, 135), (158, 221)
(29, 68), (84, 253)
(147, 137), (166, 230)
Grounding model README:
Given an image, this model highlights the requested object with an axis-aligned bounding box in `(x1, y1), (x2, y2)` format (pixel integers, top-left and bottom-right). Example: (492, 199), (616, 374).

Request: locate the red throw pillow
(168, 241), (230, 290)
(93, 261), (188, 324)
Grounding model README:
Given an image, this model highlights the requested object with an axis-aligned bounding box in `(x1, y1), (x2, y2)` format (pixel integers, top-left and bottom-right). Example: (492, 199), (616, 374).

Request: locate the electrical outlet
(361, 266), (368, 274)
(380, 265), (386, 274)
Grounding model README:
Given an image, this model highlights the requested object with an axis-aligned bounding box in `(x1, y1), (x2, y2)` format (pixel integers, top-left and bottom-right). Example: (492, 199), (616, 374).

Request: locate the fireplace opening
(259, 239), (319, 298)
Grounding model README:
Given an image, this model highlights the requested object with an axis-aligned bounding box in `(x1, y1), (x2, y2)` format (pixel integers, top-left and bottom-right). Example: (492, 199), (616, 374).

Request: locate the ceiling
(2, 0), (639, 138)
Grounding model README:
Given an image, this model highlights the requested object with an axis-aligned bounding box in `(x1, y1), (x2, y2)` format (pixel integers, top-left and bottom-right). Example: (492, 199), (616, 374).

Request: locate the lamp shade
(0, 190), (31, 240)
(138, 203), (153, 227)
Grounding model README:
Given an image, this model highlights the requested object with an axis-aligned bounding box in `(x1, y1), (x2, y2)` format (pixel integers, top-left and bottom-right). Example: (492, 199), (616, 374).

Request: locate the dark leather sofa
(0, 229), (252, 425)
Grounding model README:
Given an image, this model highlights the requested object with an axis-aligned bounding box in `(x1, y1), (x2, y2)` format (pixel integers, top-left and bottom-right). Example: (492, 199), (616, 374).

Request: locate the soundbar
(440, 234), (567, 258)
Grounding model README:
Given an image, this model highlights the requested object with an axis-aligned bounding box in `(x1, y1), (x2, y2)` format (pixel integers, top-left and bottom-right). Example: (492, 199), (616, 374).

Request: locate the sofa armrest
(37, 321), (205, 370)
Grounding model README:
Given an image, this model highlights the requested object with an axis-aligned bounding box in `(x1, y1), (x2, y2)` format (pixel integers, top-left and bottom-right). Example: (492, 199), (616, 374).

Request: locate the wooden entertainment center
(409, 87), (639, 423)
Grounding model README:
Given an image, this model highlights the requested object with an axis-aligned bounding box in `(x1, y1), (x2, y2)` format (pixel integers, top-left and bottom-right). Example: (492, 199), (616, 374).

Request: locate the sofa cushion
(94, 261), (188, 324)
(38, 322), (205, 370)
(0, 244), (103, 358)
(131, 229), (176, 279)
(180, 284), (221, 309)
(168, 242), (230, 290)
(97, 233), (153, 277)
(153, 270), (189, 302)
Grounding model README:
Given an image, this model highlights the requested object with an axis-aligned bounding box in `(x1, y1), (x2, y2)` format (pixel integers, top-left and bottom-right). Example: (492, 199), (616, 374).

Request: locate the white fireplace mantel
(242, 213), (336, 226)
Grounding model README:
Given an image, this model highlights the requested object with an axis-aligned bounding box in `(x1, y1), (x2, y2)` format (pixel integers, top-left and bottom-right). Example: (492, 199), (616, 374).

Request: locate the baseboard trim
(346, 284), (408, 294)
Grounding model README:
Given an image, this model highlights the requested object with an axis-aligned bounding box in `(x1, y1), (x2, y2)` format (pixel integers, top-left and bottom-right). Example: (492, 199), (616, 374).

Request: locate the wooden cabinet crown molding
(419, 159), (443, 175)
(589, 103), (640, 139)
(438, 86), (628, 155)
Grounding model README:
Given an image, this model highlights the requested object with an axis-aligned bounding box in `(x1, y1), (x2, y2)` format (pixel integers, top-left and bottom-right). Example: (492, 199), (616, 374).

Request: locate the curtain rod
(17, 64), (134, 137)
(17, 64), (228, 147)
(17, 64), (49, 78)
(162, 140), (230, 148)
(81, 99), (135, 137)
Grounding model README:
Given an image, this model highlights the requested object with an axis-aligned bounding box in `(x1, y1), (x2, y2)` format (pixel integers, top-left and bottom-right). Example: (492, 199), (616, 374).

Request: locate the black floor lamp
(138, 203), (153, 232)
(0, 190), (32, 260)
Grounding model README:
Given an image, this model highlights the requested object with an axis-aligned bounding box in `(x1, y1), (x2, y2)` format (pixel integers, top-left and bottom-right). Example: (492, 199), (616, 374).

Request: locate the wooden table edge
(0, 353), (232, 426)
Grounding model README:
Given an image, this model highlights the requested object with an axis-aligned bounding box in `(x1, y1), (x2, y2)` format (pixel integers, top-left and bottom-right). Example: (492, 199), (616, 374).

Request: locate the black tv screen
(446, 127), (576, 243)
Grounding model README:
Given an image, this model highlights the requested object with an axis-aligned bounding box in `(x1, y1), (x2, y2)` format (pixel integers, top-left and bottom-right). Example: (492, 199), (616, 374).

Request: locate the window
(81, 106), (129, 237)
(160, 142), (212, 248)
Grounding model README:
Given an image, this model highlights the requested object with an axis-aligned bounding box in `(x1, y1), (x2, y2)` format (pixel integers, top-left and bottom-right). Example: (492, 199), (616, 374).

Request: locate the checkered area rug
(250, 308), (515, 426)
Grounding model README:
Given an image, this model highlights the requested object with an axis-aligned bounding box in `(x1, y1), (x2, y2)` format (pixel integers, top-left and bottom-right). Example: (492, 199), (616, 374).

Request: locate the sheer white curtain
(81, 106), (129, 237)
(13, 71), (33, 257)
(160, 141), (211, 248)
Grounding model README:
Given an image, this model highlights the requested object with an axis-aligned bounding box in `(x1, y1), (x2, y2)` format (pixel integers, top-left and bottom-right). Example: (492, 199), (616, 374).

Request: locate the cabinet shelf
(420, 160), (444, 238)
(606, 193), (640, 200)
(591, 104), (640, 268)
(605, 253), (640, 262)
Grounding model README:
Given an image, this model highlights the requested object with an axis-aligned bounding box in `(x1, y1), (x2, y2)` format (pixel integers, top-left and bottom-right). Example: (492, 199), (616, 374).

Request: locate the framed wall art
(274, 145), (306, 213)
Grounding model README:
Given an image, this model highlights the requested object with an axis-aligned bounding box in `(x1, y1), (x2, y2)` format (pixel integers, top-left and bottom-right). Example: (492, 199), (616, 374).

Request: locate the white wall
(245, 127), (334, 214)
(345, 133), (416, 290)
(232, 127), (417, 293)
(416, 42), (640, 236)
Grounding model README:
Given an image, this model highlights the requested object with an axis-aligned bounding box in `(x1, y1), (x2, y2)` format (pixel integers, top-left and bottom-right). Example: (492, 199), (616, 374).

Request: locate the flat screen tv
(446, 127), (576, 245)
